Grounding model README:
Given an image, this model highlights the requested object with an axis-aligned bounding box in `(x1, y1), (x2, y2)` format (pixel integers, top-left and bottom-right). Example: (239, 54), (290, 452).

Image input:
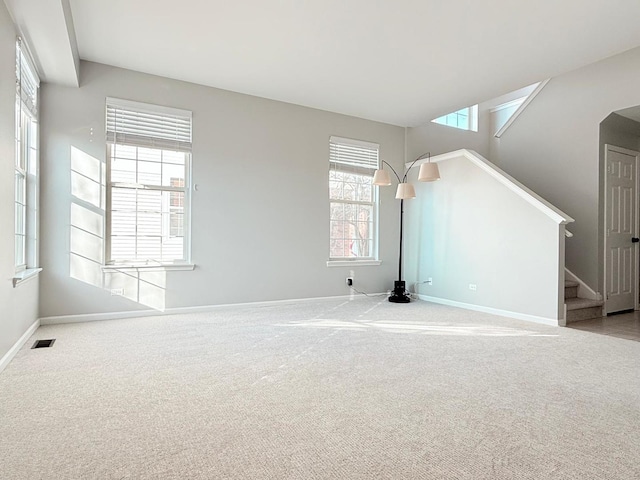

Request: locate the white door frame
(603, 144), (640, 314)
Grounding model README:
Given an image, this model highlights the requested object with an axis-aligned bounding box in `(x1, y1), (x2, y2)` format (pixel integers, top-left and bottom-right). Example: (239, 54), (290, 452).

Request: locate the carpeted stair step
(564, 280), (579, 300)
(565, 297), (603, 323)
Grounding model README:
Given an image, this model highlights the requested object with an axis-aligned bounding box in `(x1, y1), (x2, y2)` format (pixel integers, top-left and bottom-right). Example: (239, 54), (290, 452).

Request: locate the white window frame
(327, 136), (380, 266)
(14, 38), (41, 286)
(432, 104), (478, 132)
(105, 98), (193, 268)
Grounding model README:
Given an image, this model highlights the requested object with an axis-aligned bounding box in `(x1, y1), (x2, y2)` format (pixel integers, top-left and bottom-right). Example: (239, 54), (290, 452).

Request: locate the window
(106, 98), (192, 265)
(15, 39), (39, 273)
(329, 136), (378, 261)
(432, 104), (478, 132)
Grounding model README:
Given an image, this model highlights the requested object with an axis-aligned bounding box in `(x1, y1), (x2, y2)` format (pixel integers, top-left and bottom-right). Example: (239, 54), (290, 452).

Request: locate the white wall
(492, 47), (640, 293)
(39, 61), (405, 318)
(403, 153), (563, 322)
(0, 2), (39, 361)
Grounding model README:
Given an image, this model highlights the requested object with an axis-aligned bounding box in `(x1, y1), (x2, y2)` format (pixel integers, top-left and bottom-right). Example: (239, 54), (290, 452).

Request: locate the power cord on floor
(349, 286), (389, 298)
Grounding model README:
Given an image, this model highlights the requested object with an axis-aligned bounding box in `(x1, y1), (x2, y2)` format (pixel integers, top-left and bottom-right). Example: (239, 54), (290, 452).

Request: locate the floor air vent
(32, 339), (55, 349)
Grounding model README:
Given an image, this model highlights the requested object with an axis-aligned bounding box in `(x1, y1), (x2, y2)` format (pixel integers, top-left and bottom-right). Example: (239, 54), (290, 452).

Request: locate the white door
(604, 145), (639, 314)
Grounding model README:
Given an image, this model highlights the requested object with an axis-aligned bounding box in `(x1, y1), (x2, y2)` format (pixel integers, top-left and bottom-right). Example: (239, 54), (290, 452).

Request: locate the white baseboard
(416, 295), (559, 327)
(39, 293), (386, 325)
(559, 303), (567, 327)
(0, 319), (40, 373)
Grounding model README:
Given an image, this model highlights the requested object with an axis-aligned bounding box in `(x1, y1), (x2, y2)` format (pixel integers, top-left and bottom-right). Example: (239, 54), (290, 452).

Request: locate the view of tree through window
(329, 137), (378, 260)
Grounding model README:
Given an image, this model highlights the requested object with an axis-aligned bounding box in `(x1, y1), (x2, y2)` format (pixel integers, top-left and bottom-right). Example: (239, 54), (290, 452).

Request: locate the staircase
(565, 280), (603, 323)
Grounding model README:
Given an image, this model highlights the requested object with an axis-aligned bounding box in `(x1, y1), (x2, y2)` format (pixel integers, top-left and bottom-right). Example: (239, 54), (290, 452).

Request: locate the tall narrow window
(15, 39), (39, 273)
(329, 136), (378, 261)
(106, 98), (192, 265)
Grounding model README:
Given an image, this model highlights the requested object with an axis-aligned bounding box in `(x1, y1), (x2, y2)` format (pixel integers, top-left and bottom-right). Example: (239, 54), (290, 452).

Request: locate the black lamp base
(389, 280), (411, 303)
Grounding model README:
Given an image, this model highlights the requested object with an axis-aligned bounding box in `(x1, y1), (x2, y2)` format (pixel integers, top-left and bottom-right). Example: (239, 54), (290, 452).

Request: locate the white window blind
(106, 97), (192, 152)
(106, 98), (192, 265)
(329, 136), (379, 175)
(329, 136), (379, 260)
(15, 39), (39, 117)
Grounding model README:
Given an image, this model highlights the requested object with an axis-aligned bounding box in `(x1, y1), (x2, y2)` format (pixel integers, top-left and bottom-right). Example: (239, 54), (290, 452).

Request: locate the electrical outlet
(427, 277), (433, 285)
(469, 284), (477, 291)
(110, 288), (124, 296)
(346, 277), (353, 286)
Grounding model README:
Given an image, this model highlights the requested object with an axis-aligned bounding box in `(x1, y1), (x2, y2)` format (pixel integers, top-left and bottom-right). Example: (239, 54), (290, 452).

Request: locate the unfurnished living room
(2, 1), (640, 479)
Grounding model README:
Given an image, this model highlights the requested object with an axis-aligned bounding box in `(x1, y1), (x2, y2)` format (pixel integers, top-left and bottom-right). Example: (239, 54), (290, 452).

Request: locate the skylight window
(432, 105), (478, 132)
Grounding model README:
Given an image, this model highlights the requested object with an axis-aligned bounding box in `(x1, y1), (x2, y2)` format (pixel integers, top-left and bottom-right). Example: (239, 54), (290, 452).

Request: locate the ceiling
(8, 0), (640, 127)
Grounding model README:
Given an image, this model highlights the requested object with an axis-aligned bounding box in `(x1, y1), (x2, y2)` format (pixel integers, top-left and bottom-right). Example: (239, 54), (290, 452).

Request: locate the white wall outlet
(427, 277), (433, 285)
(469, 284), (477, 291)
(110, 288), (124, 296)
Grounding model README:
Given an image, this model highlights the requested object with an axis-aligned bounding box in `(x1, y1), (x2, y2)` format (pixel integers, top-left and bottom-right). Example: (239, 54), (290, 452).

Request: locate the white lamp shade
(372, 169), (392, 186)
(395, 182), (416, 199)
(418, 162), (440, 182)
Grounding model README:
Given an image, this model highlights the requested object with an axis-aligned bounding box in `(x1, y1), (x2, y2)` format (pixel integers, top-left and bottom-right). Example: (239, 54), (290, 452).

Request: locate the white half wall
(403, 152), (565, 322)
(39, 61), (405, 318)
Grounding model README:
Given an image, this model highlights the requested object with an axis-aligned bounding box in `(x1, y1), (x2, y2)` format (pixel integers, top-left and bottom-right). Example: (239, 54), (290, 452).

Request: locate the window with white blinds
(106, 98), (192, 265)
(329, 136), (379, 260)
(15, 39), (39, 272)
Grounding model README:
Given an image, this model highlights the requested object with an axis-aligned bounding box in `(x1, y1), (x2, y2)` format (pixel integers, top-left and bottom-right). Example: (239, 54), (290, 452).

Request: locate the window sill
(13, 268), (43, 288)
(102, 264), (195, 273)
(326, 260), (382, 267)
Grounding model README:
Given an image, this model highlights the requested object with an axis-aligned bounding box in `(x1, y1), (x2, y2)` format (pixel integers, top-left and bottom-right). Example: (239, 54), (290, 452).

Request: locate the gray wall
(403, 154), (562, 321)
(600, 113), (640, 153)
(493, 47), (640, 293)
(0, 2), (39, 361)
(39, 61), (405, 318)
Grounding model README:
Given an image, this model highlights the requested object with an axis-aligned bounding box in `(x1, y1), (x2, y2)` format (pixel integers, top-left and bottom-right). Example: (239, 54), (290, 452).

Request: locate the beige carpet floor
(1, 298), (639, 479)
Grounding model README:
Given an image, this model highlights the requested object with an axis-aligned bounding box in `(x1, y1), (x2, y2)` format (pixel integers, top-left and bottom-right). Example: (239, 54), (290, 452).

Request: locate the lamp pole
(389, 197), (410, 302)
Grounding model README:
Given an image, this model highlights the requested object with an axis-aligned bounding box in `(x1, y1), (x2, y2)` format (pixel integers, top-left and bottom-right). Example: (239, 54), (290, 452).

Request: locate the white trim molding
(326, 260), (382, 267)
(102, 264), (195, 273)
(408, 149), (574, 225)
(12, 268), (42, 287)
(565, 267), (601, 301)
(490, 97), (527, 113)
(495, 78), (550, 138)
(0, 319), (40, 373)
(39, 294), (388, 325)
(416, 295), (559, 327)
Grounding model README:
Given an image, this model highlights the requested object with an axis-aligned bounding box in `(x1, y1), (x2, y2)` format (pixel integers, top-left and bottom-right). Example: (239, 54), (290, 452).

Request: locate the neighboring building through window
(329, 136), (378, 260)
(15, 39), (39, 273)
(432, 104), (478, 132)
(106, 98), (192, 265)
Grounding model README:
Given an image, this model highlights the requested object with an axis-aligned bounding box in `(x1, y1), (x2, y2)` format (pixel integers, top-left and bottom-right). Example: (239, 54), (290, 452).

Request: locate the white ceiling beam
(4, 0), (79, 86)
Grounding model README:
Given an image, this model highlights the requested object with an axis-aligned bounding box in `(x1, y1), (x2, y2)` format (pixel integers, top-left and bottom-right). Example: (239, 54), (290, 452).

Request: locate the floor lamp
(373, 153), (440, 303)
